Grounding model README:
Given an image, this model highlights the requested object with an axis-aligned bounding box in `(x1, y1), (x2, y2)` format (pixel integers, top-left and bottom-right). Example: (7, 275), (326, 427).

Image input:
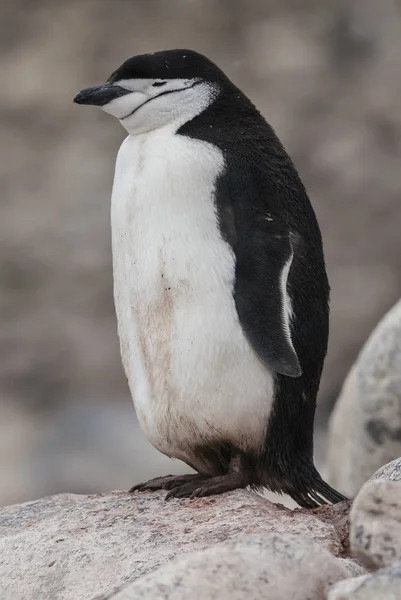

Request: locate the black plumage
(178, 68), (344, 507)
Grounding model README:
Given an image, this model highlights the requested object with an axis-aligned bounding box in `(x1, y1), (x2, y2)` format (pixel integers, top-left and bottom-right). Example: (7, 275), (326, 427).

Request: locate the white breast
(111, 128), (274, 470)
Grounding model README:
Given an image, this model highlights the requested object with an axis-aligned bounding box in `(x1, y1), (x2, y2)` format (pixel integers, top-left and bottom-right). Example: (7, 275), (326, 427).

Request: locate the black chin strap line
(121, 81), (201, 121)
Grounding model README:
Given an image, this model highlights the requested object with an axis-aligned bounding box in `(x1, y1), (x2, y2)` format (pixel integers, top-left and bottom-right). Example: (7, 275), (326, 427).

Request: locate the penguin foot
(129, 473), (206, 493)
(166, 472), (246, 499)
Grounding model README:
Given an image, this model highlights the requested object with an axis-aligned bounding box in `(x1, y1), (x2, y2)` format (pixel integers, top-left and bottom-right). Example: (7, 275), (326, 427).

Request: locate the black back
(177, 70), (332, 505)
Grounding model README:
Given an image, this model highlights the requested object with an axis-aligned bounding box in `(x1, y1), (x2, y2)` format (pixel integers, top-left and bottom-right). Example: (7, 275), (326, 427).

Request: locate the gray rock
(369, 457), (401, 482)
(0, 489), (351, 600)
(337, 559), (368, 578)
(350, 478), (401, 569)
(327, 563), (401, 599)
(327, 300), (401, 497)
(107, 534), (350, 600)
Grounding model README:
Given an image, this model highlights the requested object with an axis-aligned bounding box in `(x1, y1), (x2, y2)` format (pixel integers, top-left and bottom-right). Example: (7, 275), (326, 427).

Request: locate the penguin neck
(118, 82), (220, 136)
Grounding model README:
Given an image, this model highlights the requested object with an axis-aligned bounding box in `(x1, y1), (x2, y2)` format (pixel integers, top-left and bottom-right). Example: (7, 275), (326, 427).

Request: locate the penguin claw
(130, 473), (205, 494)
(190, 486), (209, 498)
(162, 475), (205, 490)
(190, 479), (241, 498)
(166, 473), (246, 499)
(165, 477), (209, 499)
(129, 474), (174, 492)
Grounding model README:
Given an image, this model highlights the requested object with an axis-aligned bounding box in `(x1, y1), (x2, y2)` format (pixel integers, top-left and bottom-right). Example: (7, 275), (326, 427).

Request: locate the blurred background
(1, 0), (401, 507)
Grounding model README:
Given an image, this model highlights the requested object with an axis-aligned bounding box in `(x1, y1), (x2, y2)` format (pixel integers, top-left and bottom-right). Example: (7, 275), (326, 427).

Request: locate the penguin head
(74, 49), (226, 134)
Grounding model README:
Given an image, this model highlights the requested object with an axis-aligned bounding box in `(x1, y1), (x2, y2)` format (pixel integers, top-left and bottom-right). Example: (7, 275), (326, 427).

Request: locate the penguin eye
(152, 81), (167, 87)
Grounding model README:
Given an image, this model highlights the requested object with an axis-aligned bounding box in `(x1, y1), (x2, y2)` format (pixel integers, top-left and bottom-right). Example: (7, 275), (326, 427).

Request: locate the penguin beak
(73, 84), (131, 106)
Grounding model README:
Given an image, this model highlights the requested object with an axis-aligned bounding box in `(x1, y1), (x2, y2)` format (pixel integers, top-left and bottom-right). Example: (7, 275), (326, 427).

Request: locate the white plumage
(111, 127), (275, 472)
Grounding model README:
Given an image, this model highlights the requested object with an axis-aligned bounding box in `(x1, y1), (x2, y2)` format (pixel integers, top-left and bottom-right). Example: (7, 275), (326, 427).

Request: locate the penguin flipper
(234, 224), (302, 378)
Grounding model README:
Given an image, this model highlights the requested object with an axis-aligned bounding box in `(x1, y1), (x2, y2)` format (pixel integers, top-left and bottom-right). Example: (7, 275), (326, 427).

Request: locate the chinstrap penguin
(74, 49), (346, 508)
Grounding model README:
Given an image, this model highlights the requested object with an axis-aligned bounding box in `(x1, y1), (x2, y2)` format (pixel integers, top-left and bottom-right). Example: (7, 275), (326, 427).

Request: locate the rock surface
(337, 560), (367, 578)
(350, 478), (401, 569)
(328, 563), (401, 600)
(0, 489), (352, 600)
(106, 534), (350, 600)
(327, 300), (401, 497)
(369, 457), (401, 483)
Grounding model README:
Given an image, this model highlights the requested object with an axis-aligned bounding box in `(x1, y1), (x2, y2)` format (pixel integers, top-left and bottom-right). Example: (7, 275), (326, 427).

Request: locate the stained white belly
(111, 128), (274, 468)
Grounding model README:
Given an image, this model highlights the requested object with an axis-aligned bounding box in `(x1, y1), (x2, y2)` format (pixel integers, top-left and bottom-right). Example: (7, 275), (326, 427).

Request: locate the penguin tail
(311, 475), (348, 505)
(259, 461), (348, 509)
(284, 469), (348, 509)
